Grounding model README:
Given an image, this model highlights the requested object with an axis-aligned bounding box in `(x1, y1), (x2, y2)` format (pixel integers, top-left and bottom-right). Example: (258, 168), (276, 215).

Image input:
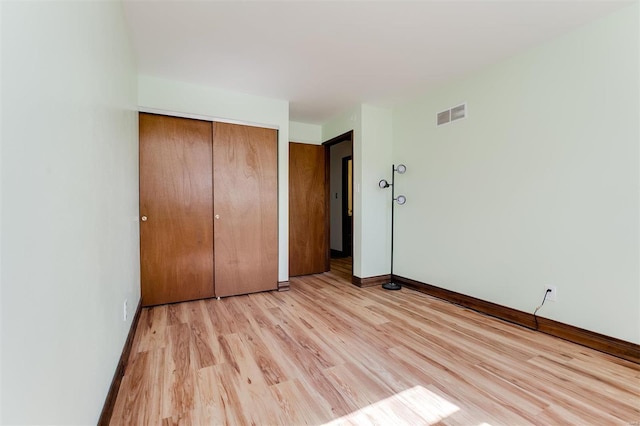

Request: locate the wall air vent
(437, 103), (467, 126)
(437, 110), (450, 126)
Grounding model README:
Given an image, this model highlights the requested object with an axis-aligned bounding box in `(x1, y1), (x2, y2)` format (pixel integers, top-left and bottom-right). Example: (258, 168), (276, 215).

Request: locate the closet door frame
(138, 109), (281, 304)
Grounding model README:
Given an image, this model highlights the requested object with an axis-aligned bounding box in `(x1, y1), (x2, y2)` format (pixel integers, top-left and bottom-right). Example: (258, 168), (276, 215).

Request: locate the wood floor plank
(262, 322), (356, 417)
(216, 333), (285, 425)
(329, 256), (352, 282)
(322, 362), (398, 410)
(389, 344), (536, 425)
(112, 348), (167, 425)
(239, 329), (290, 386)
(270, 379), (332, 425)
(165, 323), (195, 418)
(476, 361), (633, 424)
(134, 305), (168, 354)
(204, 298), (236, 336)
(209, 362), (251, 425)
(526, 355), (640, 418)
(111, 259), (640, 425)
(189, 319), (217, 370)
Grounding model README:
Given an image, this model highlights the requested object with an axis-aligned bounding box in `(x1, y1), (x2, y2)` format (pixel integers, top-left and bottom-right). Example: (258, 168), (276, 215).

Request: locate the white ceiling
(123, 1), (630, 124)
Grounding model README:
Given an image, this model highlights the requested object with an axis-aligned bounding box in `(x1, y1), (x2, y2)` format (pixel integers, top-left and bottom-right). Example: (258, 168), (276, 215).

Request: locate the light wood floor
(111, 267), (640, 425)
(329, 256), (352, 282)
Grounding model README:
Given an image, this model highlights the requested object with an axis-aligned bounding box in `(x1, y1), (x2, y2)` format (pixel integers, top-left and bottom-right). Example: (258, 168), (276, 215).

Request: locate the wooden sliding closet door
(139, 113), (215, 306)
(213, 122), (278, 297)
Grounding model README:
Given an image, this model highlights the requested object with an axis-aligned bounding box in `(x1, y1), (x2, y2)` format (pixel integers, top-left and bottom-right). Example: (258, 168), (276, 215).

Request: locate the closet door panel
(213, 122), (278, 297)
(139, 113), (215, 306)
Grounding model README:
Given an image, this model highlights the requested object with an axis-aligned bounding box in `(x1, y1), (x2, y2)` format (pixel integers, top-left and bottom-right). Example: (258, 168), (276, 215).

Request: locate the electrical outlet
(123, 299), (128, 322)
(545, 286), (557, 302)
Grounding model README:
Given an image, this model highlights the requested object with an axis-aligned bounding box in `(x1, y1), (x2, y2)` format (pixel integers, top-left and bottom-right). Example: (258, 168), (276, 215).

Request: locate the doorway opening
(323, 131), (353, 282)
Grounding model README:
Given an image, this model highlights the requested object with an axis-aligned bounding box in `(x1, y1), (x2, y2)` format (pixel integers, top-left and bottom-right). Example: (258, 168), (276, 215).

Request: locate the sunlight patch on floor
(323, 385), (460, 425)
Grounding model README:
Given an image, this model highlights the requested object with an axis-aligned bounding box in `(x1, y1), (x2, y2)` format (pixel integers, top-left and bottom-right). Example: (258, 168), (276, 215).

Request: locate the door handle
(141, 216), (148, 222)
(215, 214), (220, 220)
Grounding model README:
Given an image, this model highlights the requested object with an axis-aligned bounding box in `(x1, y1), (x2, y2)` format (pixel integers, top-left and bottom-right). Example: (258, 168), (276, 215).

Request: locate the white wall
(1, 1), (140, 424)
(360, 105), (393, 278)
(393, 3), (639, 343)
(0, 1), (4, 421)
(290, 121), (322, 144)
(138, 76), (290, 282)
(329, 140), (352, 251)
(323, 105), (393, 278)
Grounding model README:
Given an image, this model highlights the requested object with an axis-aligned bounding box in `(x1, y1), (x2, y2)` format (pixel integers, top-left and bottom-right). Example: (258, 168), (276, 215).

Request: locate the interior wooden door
(289, 142), (328, 276)
(139, 113), (215, 306)
(213, 122), (278, 297)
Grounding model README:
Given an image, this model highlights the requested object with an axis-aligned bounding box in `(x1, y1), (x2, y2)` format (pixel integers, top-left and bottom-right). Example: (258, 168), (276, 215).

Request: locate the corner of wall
(359, 105), (393, 278)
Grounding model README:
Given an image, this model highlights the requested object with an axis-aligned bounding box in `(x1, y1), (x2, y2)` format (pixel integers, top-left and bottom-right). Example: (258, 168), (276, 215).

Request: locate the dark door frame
(322, 131), (354, 271)
(341, 155), (353, 257)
